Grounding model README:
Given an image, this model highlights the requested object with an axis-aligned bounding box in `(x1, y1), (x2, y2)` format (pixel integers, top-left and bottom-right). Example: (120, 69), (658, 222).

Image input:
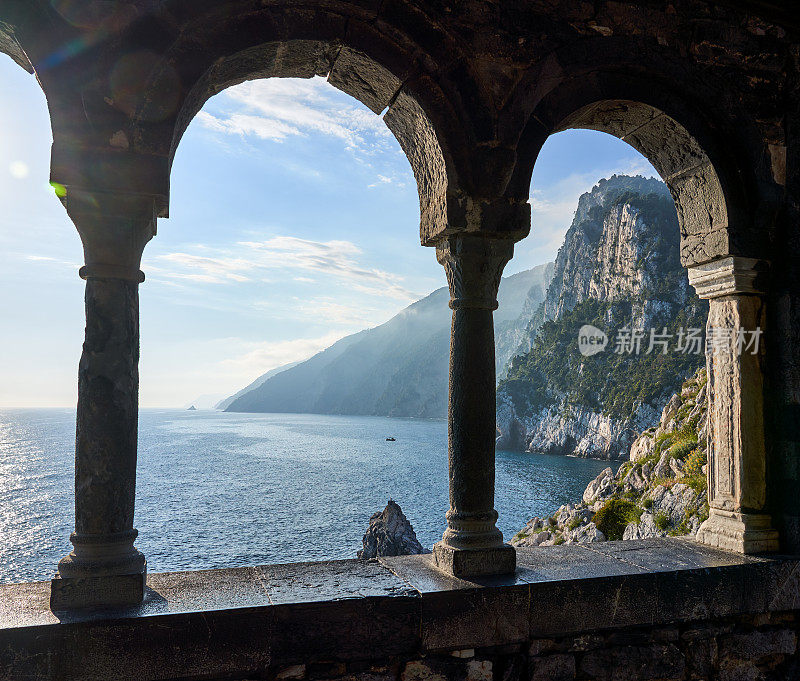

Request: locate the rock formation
(358, 500), (428, 559)
(497, 175), (707, 459)
(512, 368), (709, 547)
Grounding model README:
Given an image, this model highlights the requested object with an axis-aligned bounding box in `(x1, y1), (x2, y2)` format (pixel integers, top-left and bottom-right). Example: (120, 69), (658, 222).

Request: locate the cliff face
(496, 175), (707, 460)
(540, 175), (690, 327)
(512, 368), (709, 547)
(223, 264), (552, 417)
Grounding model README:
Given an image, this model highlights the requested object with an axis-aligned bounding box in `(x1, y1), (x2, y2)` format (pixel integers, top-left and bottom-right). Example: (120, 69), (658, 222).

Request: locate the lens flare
(9, 162), (29, 179)
(49, 182), (67, 198)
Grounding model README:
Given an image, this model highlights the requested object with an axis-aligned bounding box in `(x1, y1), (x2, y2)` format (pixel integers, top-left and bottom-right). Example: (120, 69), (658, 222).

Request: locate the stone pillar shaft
(433, 235), (516, 577)
(51, 190), (155, 609)
(688, 256), (778, 553)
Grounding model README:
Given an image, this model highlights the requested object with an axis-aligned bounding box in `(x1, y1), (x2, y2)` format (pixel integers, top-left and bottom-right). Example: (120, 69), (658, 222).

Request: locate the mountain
(223, 264), (553, 417)
(496, 175), (707, 460)
(496, 262), (555, 380)
(215, 361), (301, 410)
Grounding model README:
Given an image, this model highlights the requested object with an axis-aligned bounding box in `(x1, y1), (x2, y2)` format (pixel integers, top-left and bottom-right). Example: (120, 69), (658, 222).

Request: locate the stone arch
(0, 20), (34, 74)
(159, 40), (450, 246)
(557, 99), (731, 267)
(86, 2), (483, 247)
(508, 58), (781, 554)
(507, 44), (777, 267)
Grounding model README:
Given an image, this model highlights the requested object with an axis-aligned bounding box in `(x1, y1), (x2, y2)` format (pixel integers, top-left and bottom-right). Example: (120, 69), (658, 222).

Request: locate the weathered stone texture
(5, 0), (793, 249)
(433, 235), (516, 576)
(383, 90), (449, 245)
(230, 612), (800, 681)
(4, 544), (800, 680)
(358, 501), (427, 559)
(2, 0), (800, 620)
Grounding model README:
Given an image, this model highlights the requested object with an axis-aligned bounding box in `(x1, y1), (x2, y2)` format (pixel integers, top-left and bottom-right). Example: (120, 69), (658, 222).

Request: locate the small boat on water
(386, 437), (396, 441)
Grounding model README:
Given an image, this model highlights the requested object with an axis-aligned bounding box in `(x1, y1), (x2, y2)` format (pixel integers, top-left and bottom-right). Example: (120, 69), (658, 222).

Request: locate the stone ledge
(0, 540), (797, 681)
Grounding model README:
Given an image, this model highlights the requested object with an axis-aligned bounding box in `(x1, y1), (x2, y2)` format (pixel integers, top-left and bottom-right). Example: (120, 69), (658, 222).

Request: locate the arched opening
(108, 36), (504, 571)
(503, 84), (775, 552)
(0, 54), (84, 583)
(501, 108), (725, 546)
(119, 39), (459, 249)
(133, 70), (451, 569)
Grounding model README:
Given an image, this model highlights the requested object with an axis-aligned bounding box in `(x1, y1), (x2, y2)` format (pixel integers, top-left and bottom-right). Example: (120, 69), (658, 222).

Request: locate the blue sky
(0, 55), (658, 407)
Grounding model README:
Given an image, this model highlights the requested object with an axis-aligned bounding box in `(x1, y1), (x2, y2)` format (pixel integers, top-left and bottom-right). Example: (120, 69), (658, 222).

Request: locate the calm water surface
(0, 409), (611, 584)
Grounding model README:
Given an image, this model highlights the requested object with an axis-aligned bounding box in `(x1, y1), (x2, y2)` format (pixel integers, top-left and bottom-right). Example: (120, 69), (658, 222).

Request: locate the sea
(0, 408), (612, 584)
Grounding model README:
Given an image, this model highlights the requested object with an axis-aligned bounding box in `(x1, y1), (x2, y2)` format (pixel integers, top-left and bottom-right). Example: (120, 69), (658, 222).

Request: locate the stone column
(51, 190), (156, 609)
(688, 256), (779, 553)
(433, 235), (516, 577)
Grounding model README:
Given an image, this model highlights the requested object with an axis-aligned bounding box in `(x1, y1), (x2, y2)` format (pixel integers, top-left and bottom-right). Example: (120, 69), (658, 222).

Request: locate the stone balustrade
(2, 539), (799, 681)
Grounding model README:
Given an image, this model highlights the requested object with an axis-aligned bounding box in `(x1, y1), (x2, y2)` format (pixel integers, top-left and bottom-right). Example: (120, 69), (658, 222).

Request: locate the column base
(50, 570), (146, 610)
(432, 542), (516, 578)
(696, 508), (779, 554)
(51, 531), (147, 609)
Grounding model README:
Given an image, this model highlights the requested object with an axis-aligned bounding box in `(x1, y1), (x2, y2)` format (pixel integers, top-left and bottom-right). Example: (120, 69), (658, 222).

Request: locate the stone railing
(2, 538), (799, 681)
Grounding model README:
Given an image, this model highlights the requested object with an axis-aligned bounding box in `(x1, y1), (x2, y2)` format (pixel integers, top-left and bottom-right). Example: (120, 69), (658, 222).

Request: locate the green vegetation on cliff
(498, 188), (707, 425)
(512, 367), (710, 547)
(500, 297), (707, 420)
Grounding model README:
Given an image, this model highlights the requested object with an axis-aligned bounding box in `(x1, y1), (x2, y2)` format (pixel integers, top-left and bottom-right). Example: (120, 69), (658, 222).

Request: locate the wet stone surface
(0, 539), (798, 680)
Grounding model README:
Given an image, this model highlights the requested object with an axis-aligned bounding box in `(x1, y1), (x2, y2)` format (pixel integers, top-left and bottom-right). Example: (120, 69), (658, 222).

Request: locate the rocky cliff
(223, 264), (552, 417)
(512, 368), (709, 547)
(496, 175), (707, 459)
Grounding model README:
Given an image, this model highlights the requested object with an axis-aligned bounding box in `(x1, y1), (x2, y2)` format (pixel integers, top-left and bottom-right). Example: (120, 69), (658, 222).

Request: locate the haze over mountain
(219, 174), (705, 460)
(215, 362), (302, 411)
(222, 264), (553, 417)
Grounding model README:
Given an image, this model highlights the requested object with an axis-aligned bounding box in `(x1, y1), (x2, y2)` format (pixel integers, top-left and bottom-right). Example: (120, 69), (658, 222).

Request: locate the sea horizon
(0, 408), (611, 584)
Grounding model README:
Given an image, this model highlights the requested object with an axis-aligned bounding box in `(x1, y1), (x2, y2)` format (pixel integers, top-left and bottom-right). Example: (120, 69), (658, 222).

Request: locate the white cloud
(153, 235), (418, 301)
(198, 77), (395, 159)
(156, 252), (255, 283)
(240, 236), (415, 299)
(22, 254), (81, 270)
(220, 331), (345, 375)
(196, 111), (303, 142)
(368, 174), (404, 188)
(297, 298), (379, 326)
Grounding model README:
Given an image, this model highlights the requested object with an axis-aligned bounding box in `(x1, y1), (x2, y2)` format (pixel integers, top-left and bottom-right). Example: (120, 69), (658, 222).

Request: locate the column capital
(687, 256), (769, 299)
(64, 189), (158, 282)
(435, 235), (514, 310)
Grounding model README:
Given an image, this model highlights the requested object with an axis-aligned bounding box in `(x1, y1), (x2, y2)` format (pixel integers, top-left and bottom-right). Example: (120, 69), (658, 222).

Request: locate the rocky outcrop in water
(358, 500), (428, 559)
(512, 368), (709, 547)
(497, 175), (707, 459)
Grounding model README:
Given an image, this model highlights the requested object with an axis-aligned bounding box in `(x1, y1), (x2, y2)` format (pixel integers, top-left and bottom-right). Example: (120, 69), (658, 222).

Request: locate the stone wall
(258, 612), (799, 681)
(2, 540), (799, 681)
